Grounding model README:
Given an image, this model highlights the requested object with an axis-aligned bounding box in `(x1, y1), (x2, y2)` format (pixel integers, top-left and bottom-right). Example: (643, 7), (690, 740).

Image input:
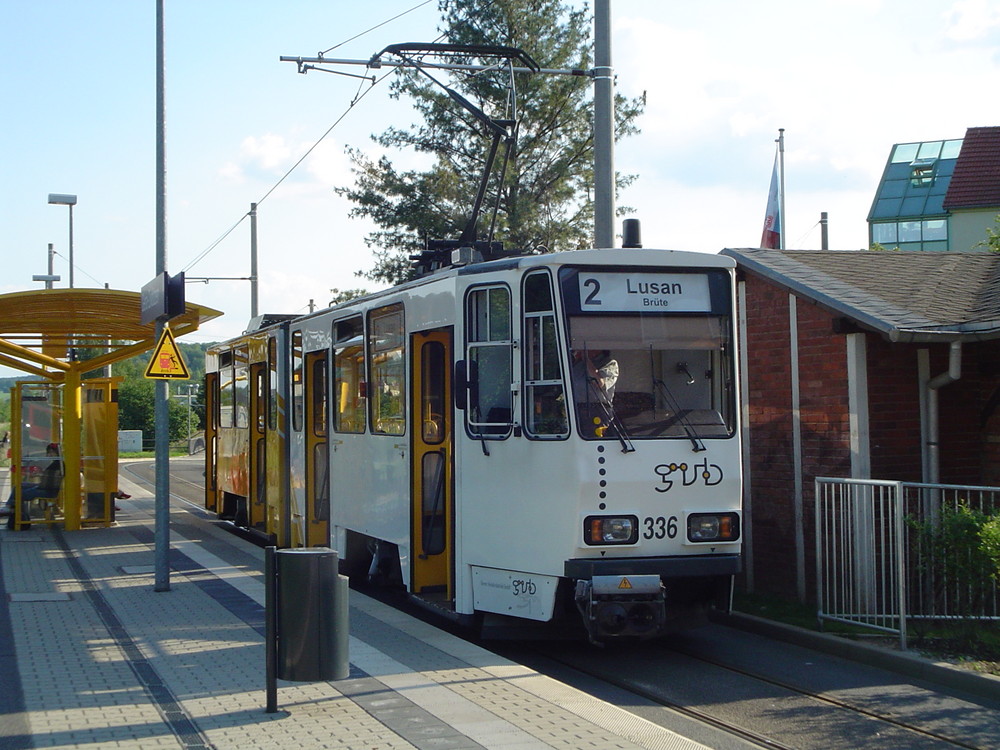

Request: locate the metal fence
(815, 478), (1000, 649)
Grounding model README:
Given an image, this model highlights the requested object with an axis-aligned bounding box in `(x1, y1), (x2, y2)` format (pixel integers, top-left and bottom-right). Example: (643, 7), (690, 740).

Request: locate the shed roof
(0, 288), (222, 378)
(943, 126), (1000, 210)
(721, 248), (1000, 342)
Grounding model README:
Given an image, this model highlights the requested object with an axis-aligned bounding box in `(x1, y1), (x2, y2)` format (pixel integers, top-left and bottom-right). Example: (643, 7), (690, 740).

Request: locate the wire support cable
(179, 66), (395, 275)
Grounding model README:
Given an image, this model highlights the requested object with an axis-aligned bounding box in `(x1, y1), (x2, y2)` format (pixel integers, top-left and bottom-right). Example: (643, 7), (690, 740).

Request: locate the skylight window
(910, 158), (936, 187)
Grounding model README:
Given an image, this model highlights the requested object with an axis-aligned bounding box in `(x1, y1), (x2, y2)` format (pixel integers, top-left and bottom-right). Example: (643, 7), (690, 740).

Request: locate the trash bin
(274, 548), (349, 682)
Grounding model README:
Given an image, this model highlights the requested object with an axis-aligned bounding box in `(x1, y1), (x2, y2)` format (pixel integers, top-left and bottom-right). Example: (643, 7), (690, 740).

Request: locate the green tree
(112, 342), (208, 444)
(975, 213), (1000, 252)
(329, 288), (369, 306)
(339, 0), (644, 285)
(116, 377), (189, 444)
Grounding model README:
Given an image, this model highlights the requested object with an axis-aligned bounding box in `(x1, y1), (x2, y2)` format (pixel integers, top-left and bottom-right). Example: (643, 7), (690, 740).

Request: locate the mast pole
(778, 128), (786, 250)
(593, 0), (615, 248)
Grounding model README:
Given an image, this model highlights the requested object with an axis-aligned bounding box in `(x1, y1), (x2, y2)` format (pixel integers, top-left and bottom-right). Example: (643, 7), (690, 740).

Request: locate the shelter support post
(63, 368), (83, 531)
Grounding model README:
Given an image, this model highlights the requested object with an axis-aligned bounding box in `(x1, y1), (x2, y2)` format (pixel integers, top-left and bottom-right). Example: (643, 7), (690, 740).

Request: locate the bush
(910, 502), (1000, 618)
(982, 515), (1000, 582)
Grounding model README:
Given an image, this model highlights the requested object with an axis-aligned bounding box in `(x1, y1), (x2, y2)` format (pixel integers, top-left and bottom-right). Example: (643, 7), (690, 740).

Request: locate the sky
(2, 0), (999, 369)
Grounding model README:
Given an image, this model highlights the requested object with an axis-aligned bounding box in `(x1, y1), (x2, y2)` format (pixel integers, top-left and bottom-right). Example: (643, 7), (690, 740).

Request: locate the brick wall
(741, 274), (1000, 599)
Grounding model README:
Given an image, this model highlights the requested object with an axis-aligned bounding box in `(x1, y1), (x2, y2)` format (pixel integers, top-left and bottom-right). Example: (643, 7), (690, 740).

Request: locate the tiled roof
(943, 126), (1000, 210)
(721, 248), (1000, 342)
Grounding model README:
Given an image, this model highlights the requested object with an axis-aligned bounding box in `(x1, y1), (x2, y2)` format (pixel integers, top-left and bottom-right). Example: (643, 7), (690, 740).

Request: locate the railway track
(129, 458), (1000, 749)
(489, 632), (1000, 750)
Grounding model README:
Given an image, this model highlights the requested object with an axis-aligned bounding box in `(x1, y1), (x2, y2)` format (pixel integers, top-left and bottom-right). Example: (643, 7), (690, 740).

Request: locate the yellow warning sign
(144, 326), (190, 380)
(618, 577), (633, 590)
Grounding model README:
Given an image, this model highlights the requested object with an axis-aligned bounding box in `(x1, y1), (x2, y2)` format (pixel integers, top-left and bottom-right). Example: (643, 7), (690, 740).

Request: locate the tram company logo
(653, 459), (723, 493)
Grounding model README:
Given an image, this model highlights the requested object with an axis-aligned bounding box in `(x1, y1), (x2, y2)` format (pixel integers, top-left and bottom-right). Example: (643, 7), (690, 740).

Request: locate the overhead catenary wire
(180, 1), (547, 276)
(179, 64), (396, 275)
(318, 0), (436, 56)
(179, 4), (450, 276)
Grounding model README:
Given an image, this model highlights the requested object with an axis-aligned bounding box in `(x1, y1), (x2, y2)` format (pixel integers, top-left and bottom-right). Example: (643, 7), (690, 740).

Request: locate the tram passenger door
(304, 351), (330, 547)
(411, 329), (454, 598)
(204, 371), (219, 512)
(248, 363), (267, 530)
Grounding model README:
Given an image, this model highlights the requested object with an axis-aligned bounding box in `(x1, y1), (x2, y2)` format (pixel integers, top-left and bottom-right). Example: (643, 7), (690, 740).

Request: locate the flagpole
(778, 128), (785, 250)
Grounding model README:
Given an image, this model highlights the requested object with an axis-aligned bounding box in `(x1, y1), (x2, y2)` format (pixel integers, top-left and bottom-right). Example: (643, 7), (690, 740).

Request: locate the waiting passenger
(2, 443), (63, 522)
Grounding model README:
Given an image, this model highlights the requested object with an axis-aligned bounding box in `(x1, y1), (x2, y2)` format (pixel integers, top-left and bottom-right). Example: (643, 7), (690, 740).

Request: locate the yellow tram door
(247, 362), (267, 530)
(411, 329), (454, 598)
(304, 351), (330, 547)
(204, 371), (219, 512)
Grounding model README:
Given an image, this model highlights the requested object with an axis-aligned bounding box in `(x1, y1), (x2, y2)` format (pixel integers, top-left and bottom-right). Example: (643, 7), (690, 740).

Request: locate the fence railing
(815, 478), (1000, 649)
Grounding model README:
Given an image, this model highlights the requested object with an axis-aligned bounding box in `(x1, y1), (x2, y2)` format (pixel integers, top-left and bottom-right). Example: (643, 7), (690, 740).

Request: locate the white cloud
(944, 0), (1000, 41)
(241, 133), (294, 171)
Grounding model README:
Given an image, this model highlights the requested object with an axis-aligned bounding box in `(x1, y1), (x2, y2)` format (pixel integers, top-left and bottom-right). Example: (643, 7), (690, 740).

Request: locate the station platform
(0, 469), (707, 750)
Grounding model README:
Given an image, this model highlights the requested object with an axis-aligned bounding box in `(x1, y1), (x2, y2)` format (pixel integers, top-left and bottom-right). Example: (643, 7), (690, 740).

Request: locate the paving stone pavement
(0, 471), (707, 750)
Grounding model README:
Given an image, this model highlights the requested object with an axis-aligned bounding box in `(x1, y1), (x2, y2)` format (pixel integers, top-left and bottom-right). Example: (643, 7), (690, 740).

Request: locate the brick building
(721, 248), (1000, 599)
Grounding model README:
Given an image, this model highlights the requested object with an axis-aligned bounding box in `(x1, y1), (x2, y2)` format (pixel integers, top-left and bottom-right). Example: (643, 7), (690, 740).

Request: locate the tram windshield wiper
(586, 379), (635, 454)
(651, 378), (706, 453)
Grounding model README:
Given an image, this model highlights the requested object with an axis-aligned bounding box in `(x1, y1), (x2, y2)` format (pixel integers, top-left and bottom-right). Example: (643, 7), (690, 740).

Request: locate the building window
(922, 219), (947, 241)
(872, 218), (949, 250)
(872, 223), (897, 245)
(910, 159), (936, 187)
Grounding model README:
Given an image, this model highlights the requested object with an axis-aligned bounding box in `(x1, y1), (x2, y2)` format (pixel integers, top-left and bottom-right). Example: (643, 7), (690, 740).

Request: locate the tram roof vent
(622, 218), (642, 249)
(451, 246), (482, 267)
(412, 239), (511, 277)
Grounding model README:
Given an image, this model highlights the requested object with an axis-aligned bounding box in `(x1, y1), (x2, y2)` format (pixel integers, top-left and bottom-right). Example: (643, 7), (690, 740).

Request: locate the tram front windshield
(562, 269), (735, 441)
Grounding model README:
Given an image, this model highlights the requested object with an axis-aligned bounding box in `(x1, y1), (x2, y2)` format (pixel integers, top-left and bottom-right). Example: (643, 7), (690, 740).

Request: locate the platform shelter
(1, 288), (221, 530)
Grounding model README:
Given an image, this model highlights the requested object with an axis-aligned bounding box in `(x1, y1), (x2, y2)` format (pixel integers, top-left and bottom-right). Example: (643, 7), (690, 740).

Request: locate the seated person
(571, 349), (619, 404)
(2, 443), (63, 516)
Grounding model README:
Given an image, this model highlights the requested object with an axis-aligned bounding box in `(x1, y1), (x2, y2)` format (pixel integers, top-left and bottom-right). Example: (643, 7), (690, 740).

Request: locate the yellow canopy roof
(0, 288), (223, 379)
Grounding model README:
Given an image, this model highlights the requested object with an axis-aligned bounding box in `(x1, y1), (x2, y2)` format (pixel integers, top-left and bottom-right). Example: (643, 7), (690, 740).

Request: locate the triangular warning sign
(144, 326), (190, 380)
(618, 577), (633, 590)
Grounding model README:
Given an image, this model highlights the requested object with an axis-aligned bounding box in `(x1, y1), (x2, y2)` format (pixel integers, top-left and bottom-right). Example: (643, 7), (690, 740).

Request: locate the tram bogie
(205, 247), (742, 642)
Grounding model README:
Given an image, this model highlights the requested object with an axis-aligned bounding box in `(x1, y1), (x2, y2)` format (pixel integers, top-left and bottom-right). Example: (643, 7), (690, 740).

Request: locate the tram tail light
(584, 515), (638, 545)
(687, 513), (740, 542)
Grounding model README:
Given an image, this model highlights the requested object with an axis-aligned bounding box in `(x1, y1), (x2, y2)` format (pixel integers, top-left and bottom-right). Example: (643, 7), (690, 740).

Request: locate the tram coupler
(574, 574), (666, 642)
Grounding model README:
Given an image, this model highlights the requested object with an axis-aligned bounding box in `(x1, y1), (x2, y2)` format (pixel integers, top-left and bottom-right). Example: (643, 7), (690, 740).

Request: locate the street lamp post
(47, 193), (77, 288)
(32, 243), (61, 289)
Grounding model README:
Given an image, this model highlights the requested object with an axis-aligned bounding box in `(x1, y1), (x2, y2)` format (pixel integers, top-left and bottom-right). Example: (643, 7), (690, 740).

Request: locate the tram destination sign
(577, 272), (712, 313)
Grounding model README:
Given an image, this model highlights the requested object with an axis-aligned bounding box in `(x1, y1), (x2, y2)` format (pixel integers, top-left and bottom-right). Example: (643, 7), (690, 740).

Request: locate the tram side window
(466, 286), (513, 436)
(523, 272), (568, 437)
(368, 304), (405, 436)
(312, 355), (328, 437)
(234, 345), (250, 429)
(334, 317), (366, 434)
(292, 331), (303, 432)
(219, 350), (234, 428)
(268, 337), (279, 431)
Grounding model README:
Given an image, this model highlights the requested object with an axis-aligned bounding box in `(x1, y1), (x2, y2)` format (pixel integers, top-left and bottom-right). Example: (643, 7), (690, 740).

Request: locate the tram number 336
(643, 516), (678, 540)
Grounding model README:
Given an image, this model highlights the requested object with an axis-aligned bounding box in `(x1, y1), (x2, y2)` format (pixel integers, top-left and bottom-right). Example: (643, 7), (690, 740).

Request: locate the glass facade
(868, 138), (962, 252)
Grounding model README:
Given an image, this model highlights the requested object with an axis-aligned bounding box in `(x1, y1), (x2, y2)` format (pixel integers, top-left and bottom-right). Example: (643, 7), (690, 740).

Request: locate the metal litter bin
(272, 547), (349, 682)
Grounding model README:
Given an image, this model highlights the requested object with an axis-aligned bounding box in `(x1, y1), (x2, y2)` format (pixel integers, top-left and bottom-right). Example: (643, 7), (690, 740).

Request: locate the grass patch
(733, 588), (1000, 674)
(120, 448), (193, 459)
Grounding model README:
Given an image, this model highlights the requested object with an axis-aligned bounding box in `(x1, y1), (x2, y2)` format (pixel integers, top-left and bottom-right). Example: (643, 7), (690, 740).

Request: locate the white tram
(205, 245), (742, 641)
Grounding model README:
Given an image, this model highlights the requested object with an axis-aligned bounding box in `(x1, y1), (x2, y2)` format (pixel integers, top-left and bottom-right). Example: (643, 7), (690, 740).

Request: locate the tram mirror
(454, 360), (467, 410)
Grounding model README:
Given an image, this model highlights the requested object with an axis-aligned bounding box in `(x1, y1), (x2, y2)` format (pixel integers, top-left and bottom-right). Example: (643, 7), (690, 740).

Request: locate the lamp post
(47, 193), (77, 288)
(32, 244), (61, 289)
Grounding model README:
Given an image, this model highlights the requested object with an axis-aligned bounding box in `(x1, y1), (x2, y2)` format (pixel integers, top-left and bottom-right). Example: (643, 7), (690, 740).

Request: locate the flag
(760, 151), (781, 249)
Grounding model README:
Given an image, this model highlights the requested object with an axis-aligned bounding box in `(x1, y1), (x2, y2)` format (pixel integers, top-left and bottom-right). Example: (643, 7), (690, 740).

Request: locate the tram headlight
(687, 513), (740, 542)
(584, 515), (639, 545)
